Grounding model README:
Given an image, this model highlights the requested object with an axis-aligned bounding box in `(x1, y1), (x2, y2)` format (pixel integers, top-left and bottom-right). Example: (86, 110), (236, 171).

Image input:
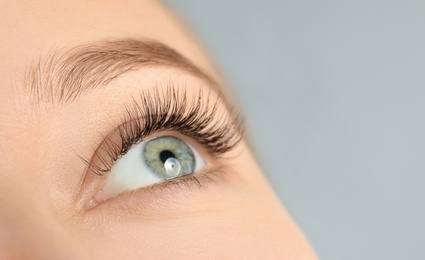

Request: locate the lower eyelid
(84, 165), (231, 215)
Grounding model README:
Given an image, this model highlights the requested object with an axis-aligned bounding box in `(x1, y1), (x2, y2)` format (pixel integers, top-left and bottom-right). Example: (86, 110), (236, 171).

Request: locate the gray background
(164, 1), (425, 259)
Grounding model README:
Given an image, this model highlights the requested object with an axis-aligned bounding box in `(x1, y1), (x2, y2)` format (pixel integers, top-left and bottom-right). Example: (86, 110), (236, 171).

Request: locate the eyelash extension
(83, 84), (244, 176)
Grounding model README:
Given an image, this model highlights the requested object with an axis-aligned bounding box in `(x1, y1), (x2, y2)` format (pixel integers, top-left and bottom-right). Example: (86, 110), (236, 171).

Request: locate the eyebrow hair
(25, 38), (219, 106)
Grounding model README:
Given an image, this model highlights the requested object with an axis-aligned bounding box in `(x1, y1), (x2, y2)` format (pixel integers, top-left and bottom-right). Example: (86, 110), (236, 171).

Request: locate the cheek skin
(67, 143), (316, 259)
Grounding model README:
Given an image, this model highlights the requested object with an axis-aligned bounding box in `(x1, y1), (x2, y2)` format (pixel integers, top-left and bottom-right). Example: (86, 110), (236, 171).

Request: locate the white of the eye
(189, 142), (204, 172)
(99, 138), (205, 199)
(101, 142), (161, 198)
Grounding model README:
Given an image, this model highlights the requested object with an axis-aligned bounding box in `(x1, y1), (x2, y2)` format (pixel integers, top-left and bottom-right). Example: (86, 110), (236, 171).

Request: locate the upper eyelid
(24, 38), (221, 107)
(81, 85), (244, 176)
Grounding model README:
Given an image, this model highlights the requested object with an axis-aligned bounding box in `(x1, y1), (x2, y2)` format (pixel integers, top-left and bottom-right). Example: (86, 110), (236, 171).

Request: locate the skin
(0, 0), (317, 259)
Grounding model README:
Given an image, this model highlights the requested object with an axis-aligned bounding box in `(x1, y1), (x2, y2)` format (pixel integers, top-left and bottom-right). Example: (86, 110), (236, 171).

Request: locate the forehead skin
(0, 0), (316, 259)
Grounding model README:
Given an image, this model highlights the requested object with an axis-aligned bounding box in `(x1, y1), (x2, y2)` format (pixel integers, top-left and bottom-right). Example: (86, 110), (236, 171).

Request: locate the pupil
(159, 150), (175, 164)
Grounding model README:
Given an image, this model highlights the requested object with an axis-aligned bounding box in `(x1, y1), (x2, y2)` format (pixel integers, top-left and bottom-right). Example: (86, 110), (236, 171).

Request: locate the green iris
(143, 136), (195, 179)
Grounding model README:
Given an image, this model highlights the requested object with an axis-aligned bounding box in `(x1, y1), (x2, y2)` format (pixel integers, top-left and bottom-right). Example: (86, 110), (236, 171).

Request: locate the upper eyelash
(82, 84), (244, 176)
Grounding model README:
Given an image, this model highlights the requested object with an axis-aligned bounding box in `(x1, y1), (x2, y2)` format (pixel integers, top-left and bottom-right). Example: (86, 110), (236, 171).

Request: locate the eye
(79, 85), (244, 210)
(95, 135), (205, 201)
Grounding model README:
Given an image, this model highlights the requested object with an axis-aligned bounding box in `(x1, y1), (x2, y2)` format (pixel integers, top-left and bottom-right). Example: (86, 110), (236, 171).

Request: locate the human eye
(95, 134), (206, 203)
(79, 84), (243, 209)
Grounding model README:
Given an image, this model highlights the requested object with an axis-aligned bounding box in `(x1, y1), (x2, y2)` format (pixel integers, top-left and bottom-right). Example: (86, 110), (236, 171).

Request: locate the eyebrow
(25, 38), (219, 106)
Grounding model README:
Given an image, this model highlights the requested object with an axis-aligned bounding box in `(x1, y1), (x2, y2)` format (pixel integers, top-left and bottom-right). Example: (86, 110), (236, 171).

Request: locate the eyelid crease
(80, 84), (244, 177)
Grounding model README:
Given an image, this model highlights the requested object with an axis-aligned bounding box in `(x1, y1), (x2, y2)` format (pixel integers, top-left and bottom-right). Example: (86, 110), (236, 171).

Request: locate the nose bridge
(0, 167), (76, 259)
(0, 181), (48, 258)
(0, 219), (50, 259)
(0, 191), (77, 259)
(0, 116), (79, 258)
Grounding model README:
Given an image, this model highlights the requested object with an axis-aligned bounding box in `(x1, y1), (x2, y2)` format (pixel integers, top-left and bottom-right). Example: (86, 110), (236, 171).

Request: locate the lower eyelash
(149, 165), (227, 192)
(88, 165), (231, 211)
(129, 165), (231, 201)
(82, 84), (244, 176)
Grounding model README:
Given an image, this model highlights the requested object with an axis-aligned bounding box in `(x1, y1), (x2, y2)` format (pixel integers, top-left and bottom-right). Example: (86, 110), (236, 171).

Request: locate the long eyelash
(83, 84), (244, 176)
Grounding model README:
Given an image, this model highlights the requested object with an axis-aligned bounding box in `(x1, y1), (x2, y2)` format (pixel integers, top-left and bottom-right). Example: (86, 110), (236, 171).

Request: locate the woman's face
(0, 1), (315, 258)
